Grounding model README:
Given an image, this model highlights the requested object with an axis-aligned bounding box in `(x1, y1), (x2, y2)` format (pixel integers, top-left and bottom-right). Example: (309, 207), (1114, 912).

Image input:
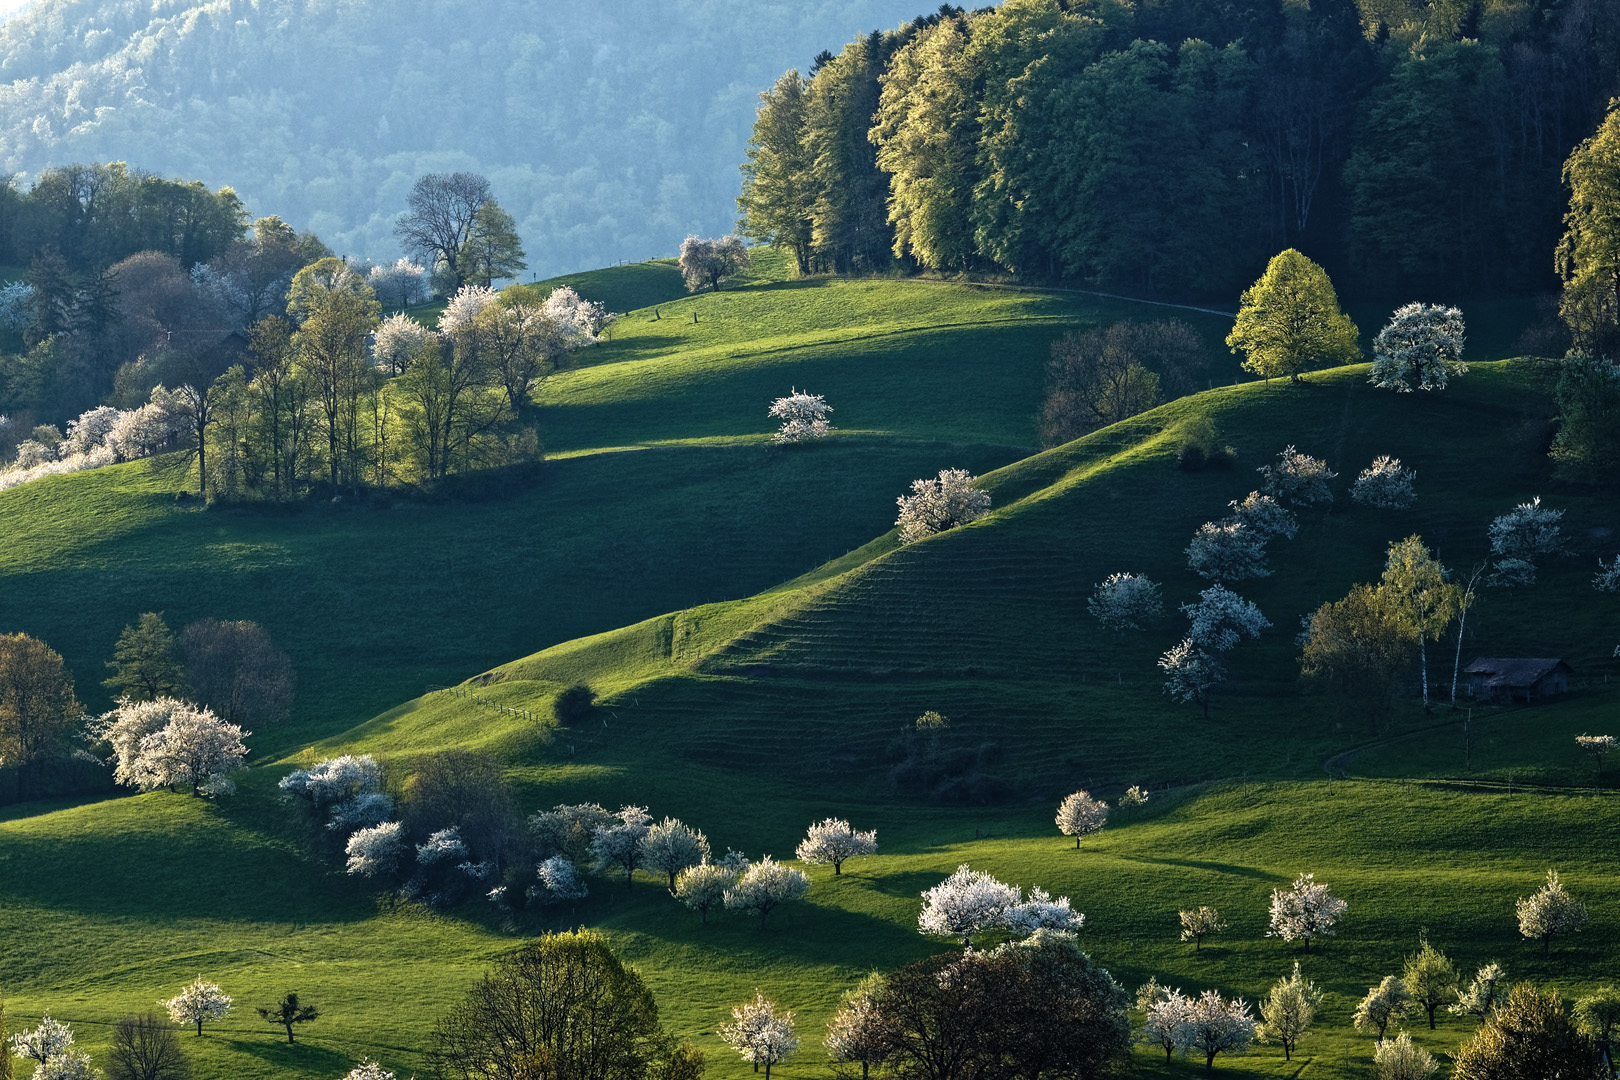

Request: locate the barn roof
(1464, 658), (1572, 688)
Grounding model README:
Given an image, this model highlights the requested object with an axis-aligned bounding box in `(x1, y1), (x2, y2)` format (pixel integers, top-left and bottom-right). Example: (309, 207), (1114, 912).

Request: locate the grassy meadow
(0, 260), (1615, 1080)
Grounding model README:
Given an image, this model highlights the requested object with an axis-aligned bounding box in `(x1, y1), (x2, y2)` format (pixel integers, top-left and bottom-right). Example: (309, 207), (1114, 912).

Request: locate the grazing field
(0, 261), (1612, 1080)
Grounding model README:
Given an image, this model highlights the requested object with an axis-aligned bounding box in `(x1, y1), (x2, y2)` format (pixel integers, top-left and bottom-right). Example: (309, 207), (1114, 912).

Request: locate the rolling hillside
(0, 264), (1615, 1080)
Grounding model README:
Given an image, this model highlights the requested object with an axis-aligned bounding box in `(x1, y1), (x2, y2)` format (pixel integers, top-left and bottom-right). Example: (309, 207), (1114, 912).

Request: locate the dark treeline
(739, 0), (1620, 300)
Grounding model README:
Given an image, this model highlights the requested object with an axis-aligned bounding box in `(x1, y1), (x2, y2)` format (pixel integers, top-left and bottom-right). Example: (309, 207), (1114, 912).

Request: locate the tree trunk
(1428, 1005), (1436, 1030)
(1206, 1049), (1217, 1070)
(1451, 604), (1469, 703)
(834, 860), (843, 875)
(286, 1024), (295, 1044)
(195, 1019), (203, 1037)
(1420, 636), (1429, 709)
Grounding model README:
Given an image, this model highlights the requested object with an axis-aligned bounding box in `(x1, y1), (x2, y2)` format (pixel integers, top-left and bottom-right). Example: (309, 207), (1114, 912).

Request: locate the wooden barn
(1463, 658), (1573, 703)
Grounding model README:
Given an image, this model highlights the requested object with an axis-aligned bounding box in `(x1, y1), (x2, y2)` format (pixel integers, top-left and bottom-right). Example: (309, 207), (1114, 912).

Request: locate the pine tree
(104, 612), (184, 701)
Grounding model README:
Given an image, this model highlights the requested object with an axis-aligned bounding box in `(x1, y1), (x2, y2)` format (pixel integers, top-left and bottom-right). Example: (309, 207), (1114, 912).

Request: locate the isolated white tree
(100, 700), (249, 797)
(676, 861), (742, 925)
(725, 856), (811, 929)
(680, 235), (751, 293)
(1229, 491), (1298, 540)
(1488, 497), (1566, 586)
(10, 1015), (77, 1065)
(1186, 520), (1271, 581)
(718, 991), (797, 1080)
(1354, 976), (1412, 1044)
(1353, 456), (1417, 509)
(1054, 791), (1109, 848)
(93, 698), (190, 787)
(1179, 906), (1227, 951)
(896, 468), (992, 543)
(1258, 445), (1336, 505)
(1577, 734), (1618, 777)
(163, 977), (232, 1036)
(1374, 1031), (1438, 1080)
(1370, 303), (1467, 393)
(1517, 870), (1587, 955)
(530, 856), (589, 904)
(345, 821), (407, 878)
(371, 311), (438, 375)
(1183, 585), (1271, 652)
(1450, 961), (1507, 1021)
(1088, 573), (1164, 634)
(917, 864), (1021, 947)
(1267, 873), (1347, 953)
(1257, 962), (1322, 1061)
(1159, 639), (1227, 718)
(768, 390), (834, 444)
(590, 805), (653, 886)
(1119, 785), (1149, 811)
(1007, 886), (1085, 935)
(795, 819), (877, 875)
(1181, 990), (1257, 1070)
(639, 817), (711, 892)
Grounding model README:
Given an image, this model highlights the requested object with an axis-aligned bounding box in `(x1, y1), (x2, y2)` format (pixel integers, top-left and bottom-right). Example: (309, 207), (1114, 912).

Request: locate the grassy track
(0, 259), (1609, 1080)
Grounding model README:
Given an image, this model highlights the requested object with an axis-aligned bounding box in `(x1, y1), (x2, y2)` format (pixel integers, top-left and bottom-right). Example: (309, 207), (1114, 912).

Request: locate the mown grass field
(0, 259), (1613, 1080)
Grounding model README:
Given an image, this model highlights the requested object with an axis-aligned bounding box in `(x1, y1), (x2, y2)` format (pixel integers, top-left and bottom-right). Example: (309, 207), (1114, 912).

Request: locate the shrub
(553, 683), (596, 725)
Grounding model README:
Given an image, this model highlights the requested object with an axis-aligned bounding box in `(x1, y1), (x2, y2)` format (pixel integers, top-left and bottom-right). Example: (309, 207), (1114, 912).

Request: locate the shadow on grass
(225, 1035), (362, 1077)
(1116, 855), (1278, 881)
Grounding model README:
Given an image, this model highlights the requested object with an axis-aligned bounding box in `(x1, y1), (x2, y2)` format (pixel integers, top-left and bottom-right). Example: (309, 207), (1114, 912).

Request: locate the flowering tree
(163, 978), (232, 1036)
(1258, 962), (1321, 1061)
(9, 1016), (77, 1066)
(1577, 734), (1617, 777)
(1267, 873), (1347, 953)
(1598, 556), (1620, 593)
(367, 258), (430, 311)
(97, 699), (248, 797)
(109, 397), (179, 461)
(638, 817), (711, 892)
(718, 992), (797, 1080)
(768, 390), (834, 444)
(1181, 990), (1257, 1070)
(917, 865), (1021, 947)
(1404, 940), (1459, 1030)
(416, 827), (468, 870)
(1054, 791), (1109, 848)
(675, 861), (741, 925)
(1179, 906), (1227, 951)
(1184, 585), (1271, 652)
(0, 281), (34, 332)
(1374, 1031), (1437, 1080)
(1517, 870), (1587, 955)
(1006, 887), (1085, 935)
(1353, 456), (1417, 509)
(1140, 985), (1191, 1064)
(724, 856), (810, 928)
(344, 1060), (398, 1080)
(1228, 491), (1298, 540)
(1488, 497), (1566, 586)
(795, 819), (877, 875)
(1370, 303), (1467, 393)
(590, 805), (653, 887)
(65, 406), (122, 456)
(327, 792), (395, 835)
(436, 284), (499, 338)
(528, 802), (616, 863)
(1087, 573), (1164, 635)
(895, 468), (991, 543)
(1119, 785), (1149, 812)
(345, 821), (407, 878)
(540, 286), (611, 346)
(280, 754), (385, 806)
(679, 235), (751, 292)
(530, 856), (589, 905)
(1186, 520), (1270, 582)
(1257, 445), (1336, 505)
(824, 974), (891, 1080)
(1354, 976), (1412, 1044)
(1159, 639), (1227, 718)
(1450, 961), (1507, 1022)
(371, 311), (438, 375)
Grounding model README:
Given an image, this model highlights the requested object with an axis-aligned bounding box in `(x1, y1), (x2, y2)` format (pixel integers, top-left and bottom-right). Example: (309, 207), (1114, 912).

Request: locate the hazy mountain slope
(0, 0), (921, 271)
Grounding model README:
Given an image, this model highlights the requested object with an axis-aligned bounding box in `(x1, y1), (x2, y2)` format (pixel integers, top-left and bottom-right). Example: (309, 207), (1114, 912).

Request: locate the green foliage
(1403, 940), (1460, 1030)
(553, 683), (596, 726)
(456, 201), (526, 288)
(1559, 103), (1620, 359)
(1550, 353), (1620, 484)
(1452, 983), (1605, 1080)
(104, 612), (184, 702)
(737, 71), (815, 276)
(1227, 249), (1361, 383)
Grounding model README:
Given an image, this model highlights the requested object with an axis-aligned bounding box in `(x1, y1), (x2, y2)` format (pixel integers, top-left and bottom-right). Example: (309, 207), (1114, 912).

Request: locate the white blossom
(0, 280), (34, 332)
(345, 821), (407, 878)
(1228, 491), (1297, 540)
(724, 856), (810, 928)
(14, 439), (55, 467)
(590, 805), (652, 884)
(917, 864), (1021, 947)
(34, 1048), (97, 1080)
(1119, 785), (1149, 810)
(368, 257), (430, 310)
(0, 440), (118, 492)
(1088, 573), (1164, 634)
(436, 284), (499, 337)
(1370, 303), (1467, 393)
(1186, 520), (1270, 582)
(679, 235), (751, 293)
(1517, 869), (1587, 954)
(895, 468), (991, 544)
(1353, 456), (1417, 509)
(675, 861), (740, 924)
(163, 977), (232, 1035)
(638, 816), (711, 891)
(1183, 585), (1270, 652)
(1055, 791), (1109, 848)
(1180, 990), (1256, 1067)
(91, 697), (190, 787)
(371, 311), (438, 375)
(541, 285), (611, 347)
(328, 794), (394, 834)
(9, 1015), (77, 1063)
(1374, 1032), (1437, 1080)
(529, 855), (589, 904)
(415, 827), (468, 867)
(96, 698), (247, 796)
(768, 389), (833, 443)
(718, 991), (798, 1078)
(1257, 445), (1336, 505)
(1007, 886), (1084, 935)
(1267, 873), (1347, 952)
(64, 406), (121, 456)
(280, 754), (386, 807)
(1141, 988), (1191, 1063)
(795, 818), (877, 875)
(108, 399), (178, 461)
(1179, 906), (1227, 950)
(1596, 556), (1620, 592)
(343, 1059), (398, 1080)
(1450, 961), (1507, 1020)
(1488, 497), (1565, 586)
(1354, 976), (1412, 1043)
(1159, 639), (1226, 710)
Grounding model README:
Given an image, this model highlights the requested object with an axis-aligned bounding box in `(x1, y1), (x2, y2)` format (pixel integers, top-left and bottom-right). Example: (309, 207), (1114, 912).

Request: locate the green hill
(0, 265), (1615, 1080)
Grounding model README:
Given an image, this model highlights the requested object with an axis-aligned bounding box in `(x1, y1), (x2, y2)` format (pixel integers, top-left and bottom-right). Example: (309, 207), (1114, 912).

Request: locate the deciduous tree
(1258, 962), (1321, 1061)
(679, 236), (750, 293)
(725, 856), (810, 929)
(0, 633), (82, 765)
(1404, 941), (1460, 1030)
(917, 864), (1020, 947)
(1181, 989), (1256, 1071)
(1452, 962), (1508, 1022)
(1353, 456), (1417, 509)
(1370, 303), (1468, 392)
(1355, 977), (1413, 1044)
(719, 992), (798, 1080)
(180, 618), (293, 726)
(1488, 497), (1566, 586)
(895, 468), (990, 543)
(1179, 906), (1227, 952)
(1087, 573), (1163, 635)
(639, 817), (711, 893)
(1558, 104), (1620, 360)
(108, 1013), (188, 1080)
(456, 200), (525, 288)
(394, 173), (491, 294)
(825, 974), (891, 1080)
(768, 390), (833, 443)
(255, 993), (318, 1045)
(1038, 325), (1162, 446)
(1267, 873), (1346, 953)
(675, 861), (739, 925)
(1452, 983), (1605, 1080)
(1375, 1032), (1437, 1080)
(1227, 250), (1360, 383)
(591, 805), (653, 887)
(795, 818), (877, 875)
(1257, 445), (1337, 505)
(163, 979), (231, 1037)
(1054, 791), (1108, 849)
(1518, 870), (1587, 956)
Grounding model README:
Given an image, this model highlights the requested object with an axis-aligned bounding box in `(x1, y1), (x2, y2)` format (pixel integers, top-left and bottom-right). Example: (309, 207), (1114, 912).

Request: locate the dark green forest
(739, 0), (1620, 302)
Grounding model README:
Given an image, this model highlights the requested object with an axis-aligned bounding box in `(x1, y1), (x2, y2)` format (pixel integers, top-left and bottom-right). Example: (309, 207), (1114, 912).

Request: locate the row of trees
(739, 0), (1620, 296)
